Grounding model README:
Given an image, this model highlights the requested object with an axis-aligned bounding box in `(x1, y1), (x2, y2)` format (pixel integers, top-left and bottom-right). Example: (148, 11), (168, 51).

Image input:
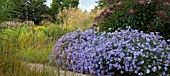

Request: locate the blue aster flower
(139, 60), (144, 65)
(50, 27), (170, 75)
(138, 72), (143, 76)
(152, 67), (157, 72)
(146, 69), (150, 74)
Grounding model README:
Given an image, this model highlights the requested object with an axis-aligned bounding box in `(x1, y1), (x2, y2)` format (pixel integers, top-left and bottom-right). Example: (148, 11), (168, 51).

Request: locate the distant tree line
(0, 0), (79, 25)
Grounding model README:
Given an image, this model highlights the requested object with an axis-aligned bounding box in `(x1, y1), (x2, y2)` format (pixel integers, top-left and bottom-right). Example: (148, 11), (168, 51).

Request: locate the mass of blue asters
(50, 26), (170, 76)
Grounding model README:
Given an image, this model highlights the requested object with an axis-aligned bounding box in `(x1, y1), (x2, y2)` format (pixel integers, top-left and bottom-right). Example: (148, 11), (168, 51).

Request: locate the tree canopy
(1, 0), (49, 25)
(0, 0), (8, 23)
(0, 0), (80, 25)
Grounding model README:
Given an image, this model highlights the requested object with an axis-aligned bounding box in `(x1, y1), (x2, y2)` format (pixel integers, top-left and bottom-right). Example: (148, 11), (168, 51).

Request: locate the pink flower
(134, 0), (146, 5)
(126, 8), (135, 15)
(117, 1), (125, 7)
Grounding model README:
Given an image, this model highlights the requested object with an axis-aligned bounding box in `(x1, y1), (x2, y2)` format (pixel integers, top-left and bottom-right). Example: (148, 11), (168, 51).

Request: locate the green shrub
(97, 0), (170, 39)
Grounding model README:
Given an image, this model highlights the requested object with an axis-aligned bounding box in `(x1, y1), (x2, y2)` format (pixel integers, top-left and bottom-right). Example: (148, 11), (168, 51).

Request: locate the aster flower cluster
(49, 27), (170, 76)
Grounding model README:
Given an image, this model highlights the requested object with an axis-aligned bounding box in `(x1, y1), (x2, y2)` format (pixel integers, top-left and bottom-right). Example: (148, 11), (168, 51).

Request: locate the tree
(0, 0), (9, 23)
(26, 0), (49, 25)
(50, 0), (79, 22)
(8, 0), (28, 21)
(2, 0), (49, 25)
(97, 0), (108, 7)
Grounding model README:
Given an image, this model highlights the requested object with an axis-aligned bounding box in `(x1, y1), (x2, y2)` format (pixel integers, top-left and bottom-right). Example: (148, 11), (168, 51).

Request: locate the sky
(46, 0), (99, 12)
(46, 0), (52, 7)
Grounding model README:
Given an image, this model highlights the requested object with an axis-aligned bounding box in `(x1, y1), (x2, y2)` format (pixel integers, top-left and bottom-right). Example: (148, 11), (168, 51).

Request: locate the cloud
(46, 0), (52, 7)
(78, 0), (98, 12)
(46, 0), (99, 12)
(86, 4), (95, 12)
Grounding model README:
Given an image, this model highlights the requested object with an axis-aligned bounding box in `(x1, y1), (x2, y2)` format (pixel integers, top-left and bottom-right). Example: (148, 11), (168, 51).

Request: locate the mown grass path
(23, 62), (89, 76)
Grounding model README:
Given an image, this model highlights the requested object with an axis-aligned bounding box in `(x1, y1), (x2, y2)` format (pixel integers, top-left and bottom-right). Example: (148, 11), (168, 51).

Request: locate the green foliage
(0, 24), (69, 75)
(0, 53), (56, 76)
(0, 24), (73, 64)
(2, 27), (24, 51)
(0, 22), (91, 75)
(18, 27), (48, 49)
(26, 0), (49, 25)
(1, 0), (80, 24)
(50, 0), (79, 22)
(18, 48), (53, 64)
(2, 0), (49, 25)
(0, 26), (6, 54)
(97, 0), (113, 7)
(0, 0), (9, 22)
(43, 24), (67, 40)
(98, 0), (170, 39)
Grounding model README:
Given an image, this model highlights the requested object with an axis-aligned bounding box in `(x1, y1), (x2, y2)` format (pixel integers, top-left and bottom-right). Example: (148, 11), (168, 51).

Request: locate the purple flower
(158, 66), (162, 70)
(152, 67), (157, 72)
(164, 67), (168, 71)
(146, 69), (150, 74)
(121, 70), (123, 74)
(139, 60), (144, 65)
(168, 52), (170, 60)
(49, 27), (170, 75)
(134, 70), (138, 74)
(138, 72), (143, 76)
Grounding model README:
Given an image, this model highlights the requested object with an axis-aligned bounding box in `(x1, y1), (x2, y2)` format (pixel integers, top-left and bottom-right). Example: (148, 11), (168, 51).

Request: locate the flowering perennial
(50, 27), (170, 76)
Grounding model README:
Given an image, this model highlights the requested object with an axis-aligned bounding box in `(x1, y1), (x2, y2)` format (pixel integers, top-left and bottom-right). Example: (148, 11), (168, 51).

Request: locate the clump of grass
(0, 25), (65, 76)
(18, 48), (53, 64)
(0, 54), (57, 76)
(56, 8), (105, 31)
(0, 34), (55, 76)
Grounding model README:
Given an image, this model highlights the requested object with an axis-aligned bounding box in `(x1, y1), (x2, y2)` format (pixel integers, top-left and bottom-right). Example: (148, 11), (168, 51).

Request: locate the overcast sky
(46, 0), (99, 12)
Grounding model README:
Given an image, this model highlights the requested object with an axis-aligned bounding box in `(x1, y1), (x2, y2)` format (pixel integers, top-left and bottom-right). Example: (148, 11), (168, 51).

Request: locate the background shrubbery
(97, 0), (170, 39)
